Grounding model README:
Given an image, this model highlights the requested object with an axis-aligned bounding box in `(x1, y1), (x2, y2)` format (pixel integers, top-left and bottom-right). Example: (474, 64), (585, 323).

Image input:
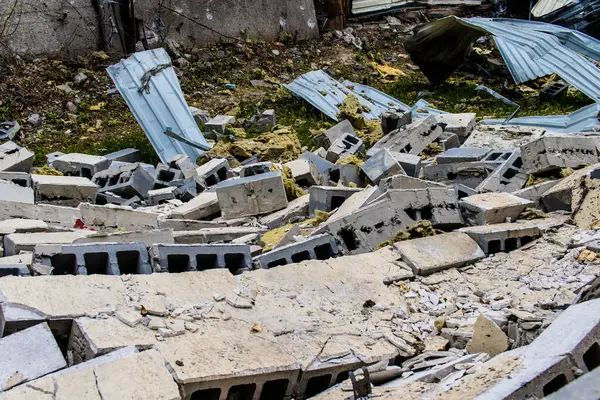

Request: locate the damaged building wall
(135, 0), (319, 46)
(0, 0), (319, 59)
(0, 0), (100, 58)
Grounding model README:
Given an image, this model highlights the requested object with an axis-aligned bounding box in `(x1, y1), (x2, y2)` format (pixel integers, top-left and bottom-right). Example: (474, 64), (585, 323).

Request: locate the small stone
(272, 49), (280, 56)
(66, 102), (77, 112)
(185, 322), (199, 333)
(213, 293), (225, 302)
(425, 336), (449, 351)
(148, 317), (166, 330)
(56, 84), (73, 94)
(167, 319), (186, 335)
(73, 72), (88, 85)
(27, 114), (41, 125)
(466, 315), (508, 357)
(226, 296), (253, 309)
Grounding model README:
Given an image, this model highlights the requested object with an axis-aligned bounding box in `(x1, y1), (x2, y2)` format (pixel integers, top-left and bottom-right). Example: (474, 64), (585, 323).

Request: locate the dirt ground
(0, 20), (591, 166)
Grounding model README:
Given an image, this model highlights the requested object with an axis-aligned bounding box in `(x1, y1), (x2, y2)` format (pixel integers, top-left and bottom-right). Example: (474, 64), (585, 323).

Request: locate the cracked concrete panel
(0, 275), (128, 322)
(1, 349), (179, 400)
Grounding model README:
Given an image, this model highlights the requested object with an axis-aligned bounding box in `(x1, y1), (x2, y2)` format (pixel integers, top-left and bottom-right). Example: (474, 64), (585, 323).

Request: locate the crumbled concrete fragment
(170, 191), (220, 220)
(0, 141), (34, 172)
(205, 115), (235, 139)
(0, 179), (35, 204)
(284, 159), (319, 186)
(395, 232), (484, 275)
(260, 194), (309, 229)
(466, 315), (509, 357)
(32, 175), (98, 203)
(436, 113), (476, 142)
(0, 322), (66, 391)
(51, 153), (111, 178)
(368, 115), (443, 157)
(362, 149), (406, 184)
(0, 218), (48, 235)
(323, 119), (355, 147)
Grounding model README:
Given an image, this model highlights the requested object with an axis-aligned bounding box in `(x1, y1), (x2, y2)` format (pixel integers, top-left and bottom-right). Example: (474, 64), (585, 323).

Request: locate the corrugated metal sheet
(284, 70), (409, 121)
(532, 0), (574, 17)
(482, 103), (600, 132)
(533, 0), (600, 33)
(107, 49), (211, 164)
(351, 0), (482, 15)
(407, 17), (600, 103)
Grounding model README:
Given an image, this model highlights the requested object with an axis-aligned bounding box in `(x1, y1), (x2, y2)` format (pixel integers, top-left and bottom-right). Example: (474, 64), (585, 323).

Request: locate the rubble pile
(2, 33), (600, 400)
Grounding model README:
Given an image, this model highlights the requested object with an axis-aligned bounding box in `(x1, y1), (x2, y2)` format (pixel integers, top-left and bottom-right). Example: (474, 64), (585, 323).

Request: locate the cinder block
(459, 222), (541, 254)
(0, 172), (31, 187)
(51, 242), (151, 276)
(205, 115), (235, 139)
(460, 192), (534, 225)
(46, 151), (65, 167)
(381, 108), (412, 135)
(79, 203), (159, 231)
(512, 180), (559, 205)
(93, 163), (154, 199)
(250, 109), (277, 132)
(437, 131), (460, 151)
(173, 227), (263, 244)
(284, 159), (319, 186)
(521, 134), (600, 174)
(323, 164), (365, 187)
(254, 234), (340, 269)
(362, 149), (406, 184)
(437, 147), (491, 164)
(104, 148), (142, 163)
(149, 243), (252, 274)
(260, 194), (310, 229)
(308, 186), (362, 216)
(0, 179), (34, 204)
(147, 187), (177, 205)
(435, 113), (476, 142)
(367, 115), (443, 157)
(545, 362), (600, 399)
(379, 175), (447, 191)
(326, 133), (364, 163)
(0, 264), (30, 277)
(196, 158), (230, 187)
(423, 161), (490, 188)
(170, 191), (221, 220)
(323, 186), (381, 223)
(477, 149), (528, 193)
(300, 152), (334, 175)
(215, 172), (288, 219)
(189, 106), (210, 127)
(51, 153), (111, 178)
(240, 161), (273, 178)
(395, 232), (484, 275)
(389, 151), (421, 177)
(317, 187), (462, 254)
(95, 192), (129, 206)
(31, 175), (98, 203)
(168, 154), (198, 179)
(0, 322), (66, 391)
(526, 298), (600, 374)
(540, 81), (568, 102)
(0, 141), (34, 172)
(3, 231), (92, 256)
(323, 119), (355, 147)
(153, 163), (184, 189)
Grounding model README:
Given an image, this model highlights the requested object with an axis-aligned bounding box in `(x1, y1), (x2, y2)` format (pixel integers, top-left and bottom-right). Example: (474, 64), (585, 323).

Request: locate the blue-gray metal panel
(343, 81), (411, 112)
(284, 70), (394, 121)
(482, 103), (600, 133)
(107, 49), (211, 164)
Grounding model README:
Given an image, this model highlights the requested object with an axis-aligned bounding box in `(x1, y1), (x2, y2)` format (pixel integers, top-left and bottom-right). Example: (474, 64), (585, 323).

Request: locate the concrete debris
(3, 24), (600, 400)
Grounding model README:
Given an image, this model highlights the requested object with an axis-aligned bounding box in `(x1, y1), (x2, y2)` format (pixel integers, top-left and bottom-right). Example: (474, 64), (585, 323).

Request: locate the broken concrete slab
(0, 171), (31, 187)
(74, 229), (174, 247)
(460, 192), (534, 225)
(521, 134), (600, 174)
(0, 218), (48, 235)
(173, 227), (264, 244)
(35, 204), (82, 226)
(466, 314), (509, 357)
(0, 179), (34, 204)
(0, 322), (66, 391)
(540, 164), (597, 211)
(79, 203), (159, 231)
(513, 180), (559, 205)
(104, 148), (142, 163)
(215, 172), (288, 219)
(32, 174), (98, 204)
(379, 175), (447, 191)
(395, 232), (484, 275)
(3, 230), (92, 256)
(0, 141), (34, 172)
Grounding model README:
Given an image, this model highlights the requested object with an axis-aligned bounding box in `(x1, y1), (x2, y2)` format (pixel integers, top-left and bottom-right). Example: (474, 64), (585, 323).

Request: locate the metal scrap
(475, 85), (521, 123)
(532, 0), (600, 34)
(107, 49), (211, 164)
(405, 17), (600, 103)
